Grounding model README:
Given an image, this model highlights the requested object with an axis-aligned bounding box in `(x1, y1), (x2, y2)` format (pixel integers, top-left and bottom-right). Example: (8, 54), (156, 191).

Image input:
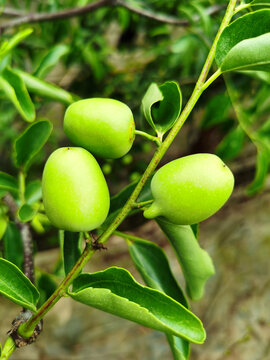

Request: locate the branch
(2, 194), (42, 354)
(3, 194), (35, 283)
(0, 0), (113, 30)
(116, 1), (226, 26)
(0, 1), (227, 31)
(1, 8), (27, 16)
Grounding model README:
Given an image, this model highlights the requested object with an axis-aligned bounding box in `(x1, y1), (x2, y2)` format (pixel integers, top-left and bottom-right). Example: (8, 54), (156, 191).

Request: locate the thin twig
(3, 194), (35, 283)
(1, 8), (27, 16)
(116, 1), (226, 25)
(0, 0), (113, 30)
(20, 224), (34, 283)
(0, 1), (226, 31)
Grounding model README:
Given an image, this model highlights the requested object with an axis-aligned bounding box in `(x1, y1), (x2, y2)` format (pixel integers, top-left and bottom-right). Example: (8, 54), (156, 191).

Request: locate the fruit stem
(132, 200), (153, 209)
(18, 0), (237, 339)
(234, 3), (250, 14)
(135, 130), (162, 146)
(113, 230), (147, 243)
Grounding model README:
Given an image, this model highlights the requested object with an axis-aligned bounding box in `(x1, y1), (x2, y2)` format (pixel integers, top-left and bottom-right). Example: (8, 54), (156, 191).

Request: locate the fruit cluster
(42, 98), (234, 232)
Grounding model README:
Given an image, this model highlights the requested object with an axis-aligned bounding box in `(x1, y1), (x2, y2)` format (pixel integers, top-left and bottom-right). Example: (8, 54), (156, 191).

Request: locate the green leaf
(142, 81), (182, 137)
(216, 10), (270, 67)
(241, 70), (270, 84)
(37, 273), (57, 305)
(216, 126), (245, 161)
(157, 218), (215, 301)
(34, 44), (69, 79)
(128, 237), (188, 307)
(25, 180), (42, 205)
(3, 223), (23, 270)
(167, 335), (189, 360)
(250, 0), (270, 6)
(0, 67), (35, 122)
(190, 2), (211, 35)
(83, 43), (106, 81)
(0, 171), (18, 193)
(0, 257), (39, 311)
(221, 33), (270, 73)
(69, 267), (205, 344)
(13, 69), (74, 105)
(246, 118), (270, 194)
(127, 237), (189, 359)
(254, 118), (270, 146)
(142, 83), (163, 131)
(201, 93), (231, 128)
(14, 119), (53, 171)
(0, 215), (7, 241)
(18, 204), (37, 223)
(0, 28), (33, 60)
(61, 231), (82, 276)
(246, 146), (269, 195)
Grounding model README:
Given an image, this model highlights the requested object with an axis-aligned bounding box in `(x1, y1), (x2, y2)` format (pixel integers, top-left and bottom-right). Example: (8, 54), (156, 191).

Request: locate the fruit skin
(42, 147), (110, 232)
(64, 98), (135, 159)
(144, 153), (234, 225)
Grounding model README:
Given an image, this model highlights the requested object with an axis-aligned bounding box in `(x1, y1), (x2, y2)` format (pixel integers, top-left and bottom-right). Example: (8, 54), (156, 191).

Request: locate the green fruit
(64, 98), (135, 159)
(42, 147), (110, 232)
(144, 153), (234, 225)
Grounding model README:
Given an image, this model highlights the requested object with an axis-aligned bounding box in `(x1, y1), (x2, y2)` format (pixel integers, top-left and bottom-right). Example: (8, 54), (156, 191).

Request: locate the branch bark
(3, 194), (35, 283)
(0, 1), (226, 31)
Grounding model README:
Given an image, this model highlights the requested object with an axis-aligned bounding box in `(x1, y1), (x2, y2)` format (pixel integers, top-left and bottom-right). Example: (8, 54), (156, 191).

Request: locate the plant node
(7, 310), (43, 348)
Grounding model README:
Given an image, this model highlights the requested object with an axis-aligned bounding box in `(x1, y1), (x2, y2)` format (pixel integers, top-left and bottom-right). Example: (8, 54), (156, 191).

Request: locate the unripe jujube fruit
(64, 98), (135, 159)
(144, 153), (234, 225)
(42, 147), (110, 232)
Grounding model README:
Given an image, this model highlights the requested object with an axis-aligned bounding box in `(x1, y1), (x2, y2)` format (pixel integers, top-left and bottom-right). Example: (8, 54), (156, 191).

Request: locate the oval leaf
(241, 70), (270, 84)
(0, 215), (8, 241)
(14, 69), (74, 105)
(60, 230), (82, 276)
(37, 273), (57, 305)
(14, 119), (53, 170)
(250, 0), (270, 6)
(142, 83), (163, 132)
(0, 67), (35, 122)
(246, 146), (269, 195)
(157, 218), (215, 301)
(0, 28), (33, 60)
(167, 335), (189, 360)
(3, 223), (23, 270)
(216, 126), (245, 161)
(18, 204), (37, 223)
(25, 180), (42, 205)
(221, 33), (270, 73)
(142, 81), (182, 137)
(128, 237), (188, 307)
(216, 10), (270, 67)
(0, 171), (18, 193)
(69, 267), (205, 344)
(127, 236), (190, 359)
(0, 257), (39, 311)
(34, 44), (69, 79)
(201, 93), (231, 128)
